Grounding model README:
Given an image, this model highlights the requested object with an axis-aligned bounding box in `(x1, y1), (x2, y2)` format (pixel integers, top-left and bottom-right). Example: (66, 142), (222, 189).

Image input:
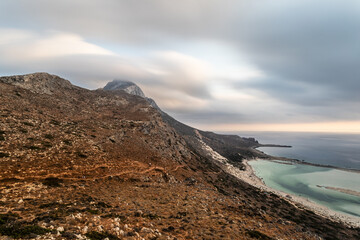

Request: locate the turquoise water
(249, 160), (360, 217)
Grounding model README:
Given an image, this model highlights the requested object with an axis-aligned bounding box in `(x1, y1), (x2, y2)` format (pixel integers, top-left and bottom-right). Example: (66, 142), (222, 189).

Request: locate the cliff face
(0, 73), (359, 240)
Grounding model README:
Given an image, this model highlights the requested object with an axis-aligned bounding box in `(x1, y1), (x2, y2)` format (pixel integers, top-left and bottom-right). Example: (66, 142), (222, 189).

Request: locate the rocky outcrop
(103, 79), (145, 97)
(0, 72), (76, 95)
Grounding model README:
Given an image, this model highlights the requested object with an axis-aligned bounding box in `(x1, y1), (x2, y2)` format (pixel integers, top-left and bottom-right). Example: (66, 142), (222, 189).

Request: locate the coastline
(253, 146), (360, 174)
(238, 158), (360, 228)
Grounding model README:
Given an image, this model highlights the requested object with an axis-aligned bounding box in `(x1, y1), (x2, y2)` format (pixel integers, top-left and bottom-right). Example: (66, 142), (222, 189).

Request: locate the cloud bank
(1, 0), (360, 131)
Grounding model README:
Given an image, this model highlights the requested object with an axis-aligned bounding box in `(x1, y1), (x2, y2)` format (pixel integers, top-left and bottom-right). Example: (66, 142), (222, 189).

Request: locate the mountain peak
(0, 72), (74, 94)
(103, 79), (145, 98)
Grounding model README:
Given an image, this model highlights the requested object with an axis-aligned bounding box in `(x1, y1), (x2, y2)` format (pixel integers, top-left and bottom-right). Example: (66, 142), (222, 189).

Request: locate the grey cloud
(0, 0), (238, 45)
(0, 47), (212, 111)
(0, 54), (146, 89)
(232, 1), (360, 102)
(234, 77), (338, 107)
(1, 0), (360, 126)
(169, 110), (246, 125)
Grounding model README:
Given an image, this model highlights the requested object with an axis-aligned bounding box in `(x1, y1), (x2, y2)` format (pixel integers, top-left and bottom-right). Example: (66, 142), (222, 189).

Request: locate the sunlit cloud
(0, 29), (114, 62)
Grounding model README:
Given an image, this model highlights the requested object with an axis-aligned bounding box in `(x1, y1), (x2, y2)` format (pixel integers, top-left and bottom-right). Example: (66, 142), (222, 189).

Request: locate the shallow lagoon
(249, 160), (360, 217)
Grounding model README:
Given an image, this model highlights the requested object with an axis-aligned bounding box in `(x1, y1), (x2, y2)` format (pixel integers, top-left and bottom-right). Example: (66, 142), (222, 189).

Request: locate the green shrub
(0, 213), (18, 225)
(85, 231), (119, 240)
(96, 201), (111, 208)
(246, 229), (273, 240)
(25, 145), (41, 150)
(43, 177), (63, 187)
(50, 120), (60, 126)
(0, 152), (9, 158)
(85, 208), (100, 214)
(0, 213), (50, 238)
(101, 213), (126, 220)
(44, 134), (54, 139)
(63, 139), (72, 146)
(0, 225), (50, 238)
(143, 213), (161, 220)
(39, 202), (67, 209)
(42, 142), (53, 148)
(19, 128), (28, 133)
(76, 152), (87, 158)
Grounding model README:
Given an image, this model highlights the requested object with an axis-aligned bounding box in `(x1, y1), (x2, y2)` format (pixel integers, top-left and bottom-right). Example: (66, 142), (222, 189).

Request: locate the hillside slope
(0, 73), (359, 240)
(100, 79), (267, 164)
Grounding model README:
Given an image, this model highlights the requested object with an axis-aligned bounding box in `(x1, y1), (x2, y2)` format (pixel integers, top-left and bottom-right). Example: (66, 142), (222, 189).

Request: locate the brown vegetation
(0, 73), (359, 239)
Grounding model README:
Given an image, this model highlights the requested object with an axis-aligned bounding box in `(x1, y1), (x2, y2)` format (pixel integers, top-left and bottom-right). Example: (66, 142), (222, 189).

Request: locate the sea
(230, 131), (360, 218)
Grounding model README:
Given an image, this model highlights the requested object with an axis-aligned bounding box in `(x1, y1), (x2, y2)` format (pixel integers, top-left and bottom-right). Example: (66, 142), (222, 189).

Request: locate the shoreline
(253, 146), (360, 174)
(238, 158), (360, 228)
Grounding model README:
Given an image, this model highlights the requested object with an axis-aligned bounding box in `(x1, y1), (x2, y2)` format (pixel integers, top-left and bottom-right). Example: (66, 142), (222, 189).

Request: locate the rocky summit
(0, 73), (359, 240)
(103, 80), (146, 98)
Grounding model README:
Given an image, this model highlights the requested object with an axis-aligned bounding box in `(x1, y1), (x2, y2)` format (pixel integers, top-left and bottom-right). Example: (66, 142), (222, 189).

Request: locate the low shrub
(63, 139), (72, 146)
(0, 152), (9, 158)
(246, 229), (273, 240)
(44, 134), (54, 139)
(85, 231), (119, 240)
(50, 120), (60, 126)
(22, 122), (34, 126)
(25, 145), (41, 150)
(0, 213), (50, 238)
(0, 225), (51, 238)
(43, 177), (63, 187)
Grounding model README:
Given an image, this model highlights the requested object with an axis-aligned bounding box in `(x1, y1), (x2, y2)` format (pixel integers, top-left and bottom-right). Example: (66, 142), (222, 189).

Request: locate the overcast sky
(1, 0), (360, 133)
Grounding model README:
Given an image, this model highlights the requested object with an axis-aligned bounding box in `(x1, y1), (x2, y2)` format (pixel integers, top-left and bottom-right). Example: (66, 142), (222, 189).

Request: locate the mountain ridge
(0, 72), (77, 94)
(99, 77), (264, 164)
(0, 73), (359, 239)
